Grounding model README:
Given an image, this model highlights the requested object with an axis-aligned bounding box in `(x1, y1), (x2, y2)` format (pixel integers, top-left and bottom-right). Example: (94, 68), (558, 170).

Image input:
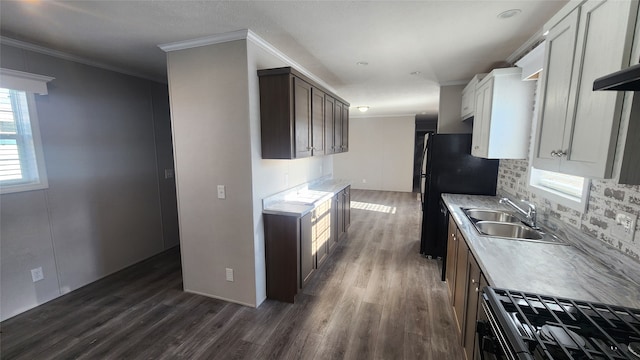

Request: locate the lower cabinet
(445, 215), (458, 302)
(264, 187), (351, 303)
(335, 185), (351, 241)
(446, 216), (489, 360)
(463, 255), (482, 360)
(453, 229), (469, 333)
(300, 212), (314, 288)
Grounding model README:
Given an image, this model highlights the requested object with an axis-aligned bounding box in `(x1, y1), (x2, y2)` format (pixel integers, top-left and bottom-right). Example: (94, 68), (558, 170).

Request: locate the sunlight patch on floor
(350, 201), (397, 214)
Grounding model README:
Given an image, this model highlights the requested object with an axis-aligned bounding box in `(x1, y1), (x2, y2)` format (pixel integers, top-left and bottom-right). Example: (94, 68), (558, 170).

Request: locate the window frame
(0, 68), (53, 195)
(529, 166), (590, 212)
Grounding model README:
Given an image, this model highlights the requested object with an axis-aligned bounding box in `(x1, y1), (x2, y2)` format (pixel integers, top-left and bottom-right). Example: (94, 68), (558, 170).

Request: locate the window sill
(1, 181), (49, 195)
(529, 182), (589, 213)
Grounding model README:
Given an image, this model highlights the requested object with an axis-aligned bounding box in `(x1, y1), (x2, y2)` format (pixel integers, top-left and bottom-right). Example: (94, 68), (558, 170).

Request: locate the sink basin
(474, 221), (544, 240)
(465, 209), (521, 223)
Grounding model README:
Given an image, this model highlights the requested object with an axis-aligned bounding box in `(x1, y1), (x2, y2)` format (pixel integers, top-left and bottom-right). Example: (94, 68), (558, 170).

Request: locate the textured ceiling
(0, 0), (568, 117)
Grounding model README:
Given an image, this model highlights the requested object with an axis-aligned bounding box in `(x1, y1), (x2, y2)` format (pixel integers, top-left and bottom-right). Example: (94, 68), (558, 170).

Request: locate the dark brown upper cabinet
(258, 67), (349, 159)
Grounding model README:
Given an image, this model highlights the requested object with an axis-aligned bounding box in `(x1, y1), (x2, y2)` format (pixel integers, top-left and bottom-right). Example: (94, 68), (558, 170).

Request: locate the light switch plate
(217, 185), (226, 199)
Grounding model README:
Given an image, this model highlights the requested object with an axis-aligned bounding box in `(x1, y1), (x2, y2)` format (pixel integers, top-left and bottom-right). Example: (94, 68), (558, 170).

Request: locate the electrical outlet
(217, 185), (226, 199)
(362, 179), (367, 183)
(610, 210), (637, 242)
(225, 268), (234, 282)
(31, 267), (44, 282)
(164, 169), (174, 179)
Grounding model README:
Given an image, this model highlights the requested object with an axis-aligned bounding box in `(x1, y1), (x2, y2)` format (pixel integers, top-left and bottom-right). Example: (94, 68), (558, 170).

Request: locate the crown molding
(158, 29), (250, 52)
(349, 113), (419, 119)
(0, 37), (164, 83)
(439, 80), (468, 87)
(159, 29), (335, 93)
(506, 28), (545, 65)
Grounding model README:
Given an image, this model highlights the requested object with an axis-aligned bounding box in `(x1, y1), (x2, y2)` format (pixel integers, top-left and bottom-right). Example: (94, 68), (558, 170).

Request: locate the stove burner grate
(484, 287), (640, 360)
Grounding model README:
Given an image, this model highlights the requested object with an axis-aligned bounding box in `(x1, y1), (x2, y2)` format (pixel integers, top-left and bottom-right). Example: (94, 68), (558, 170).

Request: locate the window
(0, 88), (48, 194)
(0, 68), (53, 194)
(529, 167), (590, 212)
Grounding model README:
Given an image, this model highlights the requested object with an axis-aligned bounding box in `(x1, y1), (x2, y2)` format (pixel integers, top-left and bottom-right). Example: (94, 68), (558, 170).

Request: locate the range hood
(593, 63), (640, 91)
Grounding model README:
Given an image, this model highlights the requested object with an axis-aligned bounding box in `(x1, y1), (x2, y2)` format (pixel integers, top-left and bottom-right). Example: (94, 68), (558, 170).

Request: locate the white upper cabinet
(461, 74), (486, 120)
(533, 0), (639, 179)
(470, 67), (535, 159)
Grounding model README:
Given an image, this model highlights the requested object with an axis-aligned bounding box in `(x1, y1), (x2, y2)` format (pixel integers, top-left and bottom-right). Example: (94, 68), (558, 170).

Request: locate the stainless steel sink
(464, 209), (521, 223)
(462, 208), (566, 244)
(474, 221), (544, 240)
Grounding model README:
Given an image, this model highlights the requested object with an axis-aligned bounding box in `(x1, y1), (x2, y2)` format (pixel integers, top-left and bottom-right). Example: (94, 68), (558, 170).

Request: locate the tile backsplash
(498, 159), (640, 263)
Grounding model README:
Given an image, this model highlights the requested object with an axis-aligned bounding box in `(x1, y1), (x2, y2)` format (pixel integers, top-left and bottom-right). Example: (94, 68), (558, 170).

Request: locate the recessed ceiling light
(497, 9), (521, 19)
(356, 61), (369, 66)
(357, 106), (369, 112)
(410, 71), (421, 76)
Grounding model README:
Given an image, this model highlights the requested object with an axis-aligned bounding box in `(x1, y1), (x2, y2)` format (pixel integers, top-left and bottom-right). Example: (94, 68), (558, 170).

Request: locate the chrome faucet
(499, 197), (538, 229)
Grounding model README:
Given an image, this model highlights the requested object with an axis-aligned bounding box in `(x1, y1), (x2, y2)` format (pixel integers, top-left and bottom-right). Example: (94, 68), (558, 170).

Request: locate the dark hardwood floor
(1, 190), (465, 360)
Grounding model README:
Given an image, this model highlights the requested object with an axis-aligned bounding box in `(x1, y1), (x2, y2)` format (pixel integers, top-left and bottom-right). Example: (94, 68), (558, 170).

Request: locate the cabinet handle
(551, 149), (568, 158)
(475, 287), (479, 293)
(471, 279), (476, 284)
(463, 106), (469, 111)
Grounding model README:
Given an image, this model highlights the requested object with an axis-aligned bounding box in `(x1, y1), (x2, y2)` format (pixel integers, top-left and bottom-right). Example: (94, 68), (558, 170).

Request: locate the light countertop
(441, 193), (640, 308)
(262, 178), (351, 217)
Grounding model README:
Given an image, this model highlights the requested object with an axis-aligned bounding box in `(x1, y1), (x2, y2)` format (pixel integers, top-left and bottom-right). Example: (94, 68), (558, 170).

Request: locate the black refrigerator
(419, 133), (499, 258)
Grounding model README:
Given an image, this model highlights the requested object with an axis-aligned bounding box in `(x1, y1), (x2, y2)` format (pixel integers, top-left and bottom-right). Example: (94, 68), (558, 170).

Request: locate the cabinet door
(561, 0), (638, 178)
(344, 186), (351, 230)
(311, 88), (325, 156)
(478, 79), (493, 157)
(453, 230), (469, 335)
(471, 86), (484, 157)
(337, 192), (345, 240)
(534, 9), (579, 172)
(294, 77), (312, 158)
(460, 83), (477, 120)
(463, 256), (482, 360)
(445, 216), (458, 303)
(314, 200), (332, 267)
(534, 0), (638, 178)
(341, 103), (349, 152)
(329, 194), (339, 251)
(471, 79), (493, 157)
(300, 212), (314, 287)
(325, 95), (336, 155)
(334, 101), (343, 153)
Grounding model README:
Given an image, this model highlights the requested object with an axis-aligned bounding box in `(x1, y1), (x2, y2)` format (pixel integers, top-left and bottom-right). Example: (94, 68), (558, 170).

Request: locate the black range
(478, 287), (640, 360)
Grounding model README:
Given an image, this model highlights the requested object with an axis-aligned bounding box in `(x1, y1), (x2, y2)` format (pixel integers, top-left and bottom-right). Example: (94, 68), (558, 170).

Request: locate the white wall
(1, 44), (173, 321)
(437, 85), (472, 134)
(333, 116), (414, 192)
(167, 39), (334, 307)
(167, 41), (258, 306)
